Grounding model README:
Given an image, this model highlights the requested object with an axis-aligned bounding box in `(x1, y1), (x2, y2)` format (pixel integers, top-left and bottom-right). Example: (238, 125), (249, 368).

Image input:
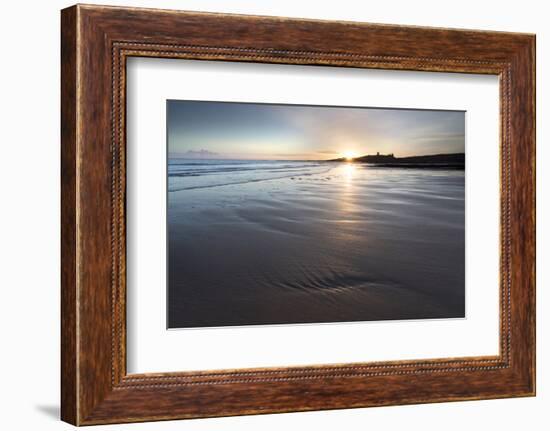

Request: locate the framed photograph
(61, 4), (535, 425)
(165, 100), (467, 329)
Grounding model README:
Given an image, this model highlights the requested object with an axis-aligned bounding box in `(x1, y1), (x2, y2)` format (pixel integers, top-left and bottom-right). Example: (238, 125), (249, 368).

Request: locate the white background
(127, 59), (500, 373)
(0, 0), (547, 430)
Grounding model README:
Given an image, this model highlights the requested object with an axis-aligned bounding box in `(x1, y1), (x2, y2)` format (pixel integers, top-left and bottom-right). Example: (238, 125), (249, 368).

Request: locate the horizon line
(168, 151), (466, 161)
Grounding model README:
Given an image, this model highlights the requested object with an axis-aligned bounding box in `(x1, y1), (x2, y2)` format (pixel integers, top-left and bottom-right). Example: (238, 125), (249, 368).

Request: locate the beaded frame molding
(61, 4), (535, 425)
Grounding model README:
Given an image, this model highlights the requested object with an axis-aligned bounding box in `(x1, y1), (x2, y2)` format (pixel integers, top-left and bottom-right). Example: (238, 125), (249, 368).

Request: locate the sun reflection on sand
(343, 163), (356, 184)
(336, 163), (358, 226)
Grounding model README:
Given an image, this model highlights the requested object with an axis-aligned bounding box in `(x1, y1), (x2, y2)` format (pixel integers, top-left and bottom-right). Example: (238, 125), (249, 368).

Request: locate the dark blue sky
(167, 100), (465, 160)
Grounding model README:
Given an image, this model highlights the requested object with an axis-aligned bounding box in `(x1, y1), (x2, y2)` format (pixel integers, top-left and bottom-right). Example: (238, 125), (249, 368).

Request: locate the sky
(167, 100), (465, 160)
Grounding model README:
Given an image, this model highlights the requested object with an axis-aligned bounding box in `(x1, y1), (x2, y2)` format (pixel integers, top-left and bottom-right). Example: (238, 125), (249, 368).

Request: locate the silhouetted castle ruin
(329, 152), (465, 169)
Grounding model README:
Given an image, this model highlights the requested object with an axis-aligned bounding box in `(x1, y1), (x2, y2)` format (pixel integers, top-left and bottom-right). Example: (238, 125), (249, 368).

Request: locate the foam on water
(168, 159), (334, 191)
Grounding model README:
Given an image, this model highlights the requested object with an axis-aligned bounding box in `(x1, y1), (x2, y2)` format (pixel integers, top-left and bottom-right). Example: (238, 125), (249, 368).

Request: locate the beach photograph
(167, 100), (465, 329)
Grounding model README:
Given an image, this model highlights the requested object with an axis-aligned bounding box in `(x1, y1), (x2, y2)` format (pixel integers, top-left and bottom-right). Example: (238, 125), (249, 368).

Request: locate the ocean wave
(168, 166), (333, 192)
(169, 164), (323, 177)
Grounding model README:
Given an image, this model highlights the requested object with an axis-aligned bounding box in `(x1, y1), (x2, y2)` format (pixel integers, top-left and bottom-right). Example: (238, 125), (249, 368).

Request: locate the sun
(342, 150), (358, 161)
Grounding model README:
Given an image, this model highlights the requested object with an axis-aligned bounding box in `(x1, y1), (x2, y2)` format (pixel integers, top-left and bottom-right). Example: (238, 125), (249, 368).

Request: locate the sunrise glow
(342, 150), (358, 161)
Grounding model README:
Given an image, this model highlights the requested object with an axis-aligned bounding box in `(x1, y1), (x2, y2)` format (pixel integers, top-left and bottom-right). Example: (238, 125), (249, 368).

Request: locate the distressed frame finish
(61, 4), (535, 426)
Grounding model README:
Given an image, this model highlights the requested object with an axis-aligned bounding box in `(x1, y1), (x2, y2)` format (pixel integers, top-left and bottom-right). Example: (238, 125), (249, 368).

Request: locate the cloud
(273, 152), (314, 157)
(174, 149), (220, 159)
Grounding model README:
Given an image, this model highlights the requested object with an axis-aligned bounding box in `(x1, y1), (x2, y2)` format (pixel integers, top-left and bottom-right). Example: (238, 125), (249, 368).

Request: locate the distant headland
(328, 152), (465, 169)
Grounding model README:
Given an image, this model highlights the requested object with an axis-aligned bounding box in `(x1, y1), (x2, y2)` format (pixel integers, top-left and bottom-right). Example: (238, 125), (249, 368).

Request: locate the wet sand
(168, 161), (465, 328)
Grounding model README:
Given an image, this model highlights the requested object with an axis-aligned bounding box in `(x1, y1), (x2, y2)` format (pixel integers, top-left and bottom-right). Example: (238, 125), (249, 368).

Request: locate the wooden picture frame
(61, 4), (535, 425)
